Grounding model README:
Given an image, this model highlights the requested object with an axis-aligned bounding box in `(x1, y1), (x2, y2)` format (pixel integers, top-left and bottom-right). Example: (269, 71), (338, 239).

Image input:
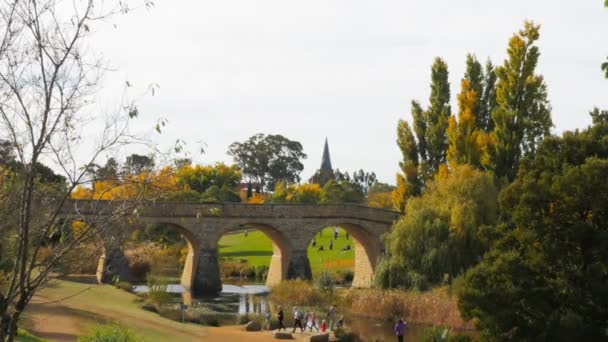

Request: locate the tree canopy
(491, 21), (552, 181)
(377, 164), (498, 290)
(457, 113), (608, 341)
(228, 134), (306, 192)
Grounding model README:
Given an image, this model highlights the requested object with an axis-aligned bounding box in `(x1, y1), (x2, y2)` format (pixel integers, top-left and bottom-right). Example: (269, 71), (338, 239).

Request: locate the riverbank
(25, 279), (306, 341)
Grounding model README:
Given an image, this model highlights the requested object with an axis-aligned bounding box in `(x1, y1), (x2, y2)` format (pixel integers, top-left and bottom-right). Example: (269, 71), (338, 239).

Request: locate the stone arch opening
(94, 220), (200, 292)
(306, 222), (381, 288)
(214, 223), (293, 288)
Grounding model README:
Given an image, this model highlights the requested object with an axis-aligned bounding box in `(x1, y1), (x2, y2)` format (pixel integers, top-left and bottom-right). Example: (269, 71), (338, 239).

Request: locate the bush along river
(133, 283), (439, 341)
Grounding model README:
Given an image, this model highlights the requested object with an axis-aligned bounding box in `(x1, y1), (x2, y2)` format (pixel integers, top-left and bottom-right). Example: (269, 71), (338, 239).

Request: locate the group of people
(311, 227), (351, 252)
(267, 306), (407, 340)
(272, 305), (343, 334)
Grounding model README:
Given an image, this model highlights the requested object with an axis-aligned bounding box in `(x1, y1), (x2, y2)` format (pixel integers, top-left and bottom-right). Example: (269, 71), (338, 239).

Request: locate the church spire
(320, 138), (332, 171)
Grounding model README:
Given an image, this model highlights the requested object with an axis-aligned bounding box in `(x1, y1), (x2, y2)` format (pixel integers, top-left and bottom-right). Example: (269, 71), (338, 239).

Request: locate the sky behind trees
(88, 0), (608, 184)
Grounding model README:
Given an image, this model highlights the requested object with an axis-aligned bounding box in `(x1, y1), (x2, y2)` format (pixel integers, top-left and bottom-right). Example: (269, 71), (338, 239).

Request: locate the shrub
(145, 276), (171, 308)
(422, 326), (450, 342)
(316, 270), (335, 298)
(77, 323), (138, 342)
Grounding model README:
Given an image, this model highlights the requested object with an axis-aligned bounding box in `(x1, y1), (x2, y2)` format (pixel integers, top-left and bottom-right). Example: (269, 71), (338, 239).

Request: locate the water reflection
(136, 283), (444, 341)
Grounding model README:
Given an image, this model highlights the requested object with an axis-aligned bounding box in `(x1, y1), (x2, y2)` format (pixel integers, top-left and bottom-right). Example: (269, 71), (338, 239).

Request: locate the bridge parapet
(61, 200), (401, 224)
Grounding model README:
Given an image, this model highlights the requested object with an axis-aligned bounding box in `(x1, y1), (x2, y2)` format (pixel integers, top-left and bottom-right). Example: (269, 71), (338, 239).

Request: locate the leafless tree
(0, 0), (155, 340)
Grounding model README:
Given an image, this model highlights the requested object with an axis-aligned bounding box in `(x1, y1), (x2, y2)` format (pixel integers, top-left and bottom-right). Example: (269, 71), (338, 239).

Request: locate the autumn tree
(377, 165), (498, 290)
(0, 1), (154, 339)
(228, 134), (306, 192)
(366, 182), (395, 209)
(491, 21), (552, 181)
(463, 55), (497, 132)
(446, 80), (493, 169)
(393, 120), (421, 211)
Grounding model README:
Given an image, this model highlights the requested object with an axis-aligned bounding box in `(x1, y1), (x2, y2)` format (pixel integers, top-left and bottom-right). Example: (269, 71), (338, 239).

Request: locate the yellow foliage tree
(367, 191), (393, 209)
(447, 80), (494, 170)
(248, 193), (266, 204)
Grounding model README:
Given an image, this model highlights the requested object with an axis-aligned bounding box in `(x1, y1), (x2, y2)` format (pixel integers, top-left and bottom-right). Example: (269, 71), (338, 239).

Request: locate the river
(134, 284), (433, 341)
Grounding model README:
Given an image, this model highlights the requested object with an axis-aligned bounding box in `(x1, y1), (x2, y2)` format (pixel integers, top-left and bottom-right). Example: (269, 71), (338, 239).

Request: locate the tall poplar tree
(463, 55), (497, 133)
(492, 21), (552, 181)
(480, 61), (498, 132)
(447, 80), (493, 169)
(425, 58), (452, 176)
(393, 120), (421, 211)
(464, 54), (484, 124)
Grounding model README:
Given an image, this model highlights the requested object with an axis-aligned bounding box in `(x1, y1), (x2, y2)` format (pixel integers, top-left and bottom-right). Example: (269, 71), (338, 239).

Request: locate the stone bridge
(60, 200), (400, 294)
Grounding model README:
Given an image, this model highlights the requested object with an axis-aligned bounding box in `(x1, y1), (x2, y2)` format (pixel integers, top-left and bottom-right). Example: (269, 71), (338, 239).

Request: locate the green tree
(321, 180), (365, 204)
(457, 113), (608, 341)
(491, 21), (552, 181)
(464, 55), (497, 133)
(394, 58), (451, 210)
(425, 57), (452, 175)
(464, 54), (484, 126)
(393, 120), (421, 211)
(480, 61), (498, 132)
(124, 154), (155, 174)
(377, 165), (498, 289)
(228, 134), (307, 192)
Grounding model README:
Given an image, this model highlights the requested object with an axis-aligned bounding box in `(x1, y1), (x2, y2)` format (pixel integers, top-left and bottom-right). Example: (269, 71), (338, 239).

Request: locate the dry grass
(342, 287), (475, 330)
(269, 280), (323, 308)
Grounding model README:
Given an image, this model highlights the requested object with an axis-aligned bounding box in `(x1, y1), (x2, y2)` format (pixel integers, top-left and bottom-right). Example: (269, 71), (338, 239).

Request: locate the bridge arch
(212, 222), (293, 287)
(94, 219), (201, 292)
(304, 221), (383, 288)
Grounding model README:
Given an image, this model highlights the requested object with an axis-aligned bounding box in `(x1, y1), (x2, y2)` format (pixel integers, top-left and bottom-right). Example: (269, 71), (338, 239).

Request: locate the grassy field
(24, 279), (209, 341)
(24, 280), (309, 342)
(218, 227), (355, 275)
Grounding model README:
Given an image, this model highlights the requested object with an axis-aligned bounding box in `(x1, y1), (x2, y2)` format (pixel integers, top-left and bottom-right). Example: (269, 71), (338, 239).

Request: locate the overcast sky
(89, 0), (608, 184)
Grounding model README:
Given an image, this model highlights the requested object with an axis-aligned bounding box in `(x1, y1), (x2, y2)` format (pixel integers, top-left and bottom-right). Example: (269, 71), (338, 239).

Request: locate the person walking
(309, 311), (319, 332)
(320, 319), (327, 333)
(333, 227), (339, 240)
(327, 305), (337, 330)
(329, 239), (333, 251)
(292, 307), (304, 333)
(394, 318), (406, 342)
(265, 311), (272, 330)
(277, 306), (285, 331)
(303, 310), (310, 330)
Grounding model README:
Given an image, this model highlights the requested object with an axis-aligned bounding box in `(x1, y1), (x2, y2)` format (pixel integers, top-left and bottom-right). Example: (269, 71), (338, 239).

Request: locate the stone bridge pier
(60, 201), (400, 295)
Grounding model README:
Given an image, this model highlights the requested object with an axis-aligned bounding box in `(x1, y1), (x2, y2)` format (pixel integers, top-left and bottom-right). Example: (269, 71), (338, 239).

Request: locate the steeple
(320, 138), (332, 171)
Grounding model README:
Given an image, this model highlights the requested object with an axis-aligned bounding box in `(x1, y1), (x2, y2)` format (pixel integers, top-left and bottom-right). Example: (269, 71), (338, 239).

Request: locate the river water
(134, 283), (434, 341)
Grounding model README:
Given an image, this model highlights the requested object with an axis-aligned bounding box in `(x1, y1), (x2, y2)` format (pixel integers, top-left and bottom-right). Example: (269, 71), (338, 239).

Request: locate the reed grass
(342, 287), (474, 330)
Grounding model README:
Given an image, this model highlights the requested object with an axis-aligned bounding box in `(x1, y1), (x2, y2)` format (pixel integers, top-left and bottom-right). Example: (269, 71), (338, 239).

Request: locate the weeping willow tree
(376, 165), (498, 290)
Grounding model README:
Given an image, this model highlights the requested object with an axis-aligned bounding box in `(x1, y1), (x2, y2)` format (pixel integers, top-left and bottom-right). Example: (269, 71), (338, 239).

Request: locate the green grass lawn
(26, 280), (207, 341)
(218, 227), (355, 275)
